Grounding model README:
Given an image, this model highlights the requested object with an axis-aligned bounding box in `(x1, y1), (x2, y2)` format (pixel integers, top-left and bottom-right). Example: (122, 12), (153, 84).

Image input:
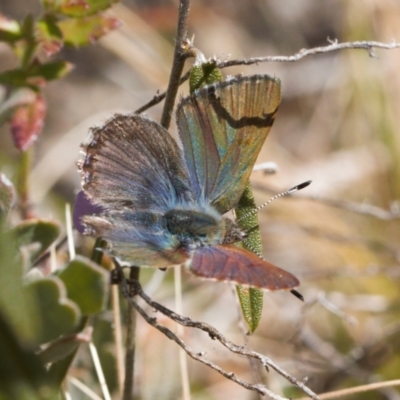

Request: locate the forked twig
(135, 40), (400, 114)
(217, 39), (400, 67)
(296, 379), (400, 400)
(116, 267), (320, 400)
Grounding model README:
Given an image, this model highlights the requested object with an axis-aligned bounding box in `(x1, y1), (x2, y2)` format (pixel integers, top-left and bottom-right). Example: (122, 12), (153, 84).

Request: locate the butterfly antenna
(237, 180), (312, 222)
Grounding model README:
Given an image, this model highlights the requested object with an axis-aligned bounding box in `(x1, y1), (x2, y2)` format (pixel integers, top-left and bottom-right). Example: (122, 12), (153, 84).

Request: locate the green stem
(17, 148), (33, 219)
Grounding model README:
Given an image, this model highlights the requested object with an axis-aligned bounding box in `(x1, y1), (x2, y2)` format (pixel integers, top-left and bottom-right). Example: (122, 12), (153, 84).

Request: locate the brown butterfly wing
(189, 245), (299, 291)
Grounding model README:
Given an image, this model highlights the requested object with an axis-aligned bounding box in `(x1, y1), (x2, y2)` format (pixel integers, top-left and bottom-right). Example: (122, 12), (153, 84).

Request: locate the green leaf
(58, 0), (118, 17)
(24, 277), (81, 343)
(58, 14), (120, 47)
(29, 60), (74, 81)
(0, 311), (56, 400)
(0, 225), (38, 343)
(58, 256), (109, 315)
(0, 14), (22, 42)
(36, 16), (63, 56)
(235, 184), (264, 332)
(11, 219), (60, 264)
(0, 69), (30, 87)
(0, 61), (72, 89)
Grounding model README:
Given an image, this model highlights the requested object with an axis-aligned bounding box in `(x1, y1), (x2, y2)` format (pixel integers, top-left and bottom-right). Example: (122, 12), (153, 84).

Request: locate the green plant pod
(235, 184), (264, 333)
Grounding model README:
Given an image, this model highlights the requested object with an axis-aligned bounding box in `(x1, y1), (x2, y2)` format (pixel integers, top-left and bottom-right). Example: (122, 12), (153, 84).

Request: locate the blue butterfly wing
(176, 75), (281, 214)
(83, 210), (191, 268)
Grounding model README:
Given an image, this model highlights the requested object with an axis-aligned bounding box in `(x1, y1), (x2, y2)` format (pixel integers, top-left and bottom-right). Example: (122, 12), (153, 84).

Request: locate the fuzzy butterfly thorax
(164, 207), (246, 249)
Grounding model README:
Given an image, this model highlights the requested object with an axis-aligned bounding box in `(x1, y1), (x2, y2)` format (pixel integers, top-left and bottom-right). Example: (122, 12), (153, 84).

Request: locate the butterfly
(77, 74), (299, 291)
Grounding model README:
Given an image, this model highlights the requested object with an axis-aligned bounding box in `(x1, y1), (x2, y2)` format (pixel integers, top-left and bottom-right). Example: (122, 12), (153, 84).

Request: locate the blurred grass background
(1, 0), (400, 399)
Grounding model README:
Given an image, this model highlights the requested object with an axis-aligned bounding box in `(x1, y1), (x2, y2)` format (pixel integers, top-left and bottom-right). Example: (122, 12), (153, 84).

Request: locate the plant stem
(160, 0), (191, 129)
(121, 2), (191, 398)
(174, 266), (191, 400)
(122, 266), (140, 400)
(111, 284), (124, 396)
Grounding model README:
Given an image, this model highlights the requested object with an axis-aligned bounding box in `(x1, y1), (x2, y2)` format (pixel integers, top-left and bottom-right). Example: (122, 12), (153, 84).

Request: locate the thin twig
(33, 235), (67, 267)
(298, 320), (400, 396)
(304, 196), (400, 221)
(296, 379), (400, 400)
(120, 283), (288, 399)
(135, 40), (400, 115)
(232, 285), (266, 400)
(111, 284), (124, 395)
(122, 2), (192, 398)
(174, 266), (191, 400)
(135, 91), (167, 114)
(137, 288), (319, 399)
(122, 266), (140, 400)
(315, 292), (358, 326)
(217, 39), (400, 68)
(118, 276), (320, 400)
(134, 69), (191, 114)
(160, 0), (191, 129)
